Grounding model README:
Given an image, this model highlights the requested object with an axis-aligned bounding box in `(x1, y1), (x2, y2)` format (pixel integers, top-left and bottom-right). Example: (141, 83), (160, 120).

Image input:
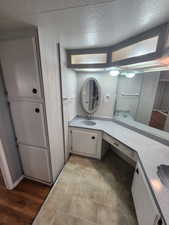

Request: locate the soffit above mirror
(66, 23), (169, 74)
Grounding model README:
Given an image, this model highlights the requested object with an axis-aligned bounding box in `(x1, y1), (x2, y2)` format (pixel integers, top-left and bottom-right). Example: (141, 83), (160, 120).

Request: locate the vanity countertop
(69, 117), (169, 225)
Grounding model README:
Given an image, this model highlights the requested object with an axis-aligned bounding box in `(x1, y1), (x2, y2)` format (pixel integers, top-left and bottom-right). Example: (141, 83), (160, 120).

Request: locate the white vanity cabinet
(69, 127), (102, 159)
(132, 162), (163, 225)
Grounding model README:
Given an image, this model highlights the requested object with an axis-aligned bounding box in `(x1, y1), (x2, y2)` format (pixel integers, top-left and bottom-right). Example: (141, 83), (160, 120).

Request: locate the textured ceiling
(0, 0), (169, 48)
(0, 0), (116, 17)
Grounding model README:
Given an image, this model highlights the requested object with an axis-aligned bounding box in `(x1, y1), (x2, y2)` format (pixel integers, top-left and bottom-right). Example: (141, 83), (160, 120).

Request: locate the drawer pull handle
(91, 136), (95, 140)
(35, 108), (40, 113)
(32, 88), (37, 94)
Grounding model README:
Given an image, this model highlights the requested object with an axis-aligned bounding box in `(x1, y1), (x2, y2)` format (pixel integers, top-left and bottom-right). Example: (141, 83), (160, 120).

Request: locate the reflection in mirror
(114, 70), (169, 135)
(151, 72), (169, 131)
(80, 78), (101, 114)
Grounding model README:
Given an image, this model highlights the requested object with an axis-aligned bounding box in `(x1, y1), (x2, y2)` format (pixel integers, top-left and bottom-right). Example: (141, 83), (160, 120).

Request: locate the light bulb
(125, 72), (135, 78)
(109, 70), (120, 77)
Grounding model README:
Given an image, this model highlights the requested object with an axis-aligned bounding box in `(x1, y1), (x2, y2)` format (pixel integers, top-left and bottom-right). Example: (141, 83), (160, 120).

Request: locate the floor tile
(33, 151), (138, 225)
(52, 211), (97, 225)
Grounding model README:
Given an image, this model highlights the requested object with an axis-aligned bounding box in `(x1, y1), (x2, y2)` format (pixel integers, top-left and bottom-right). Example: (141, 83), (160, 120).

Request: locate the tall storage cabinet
(0, 30), (52, 183)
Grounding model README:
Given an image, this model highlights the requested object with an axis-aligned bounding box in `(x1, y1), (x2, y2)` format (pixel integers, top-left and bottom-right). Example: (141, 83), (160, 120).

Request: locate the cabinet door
(10, 101), (47, 148)
(0, 37), (42, 99)
(19, 144), (51, 182)
(71, 129), (98, 158)
(132, 163), (161, 225)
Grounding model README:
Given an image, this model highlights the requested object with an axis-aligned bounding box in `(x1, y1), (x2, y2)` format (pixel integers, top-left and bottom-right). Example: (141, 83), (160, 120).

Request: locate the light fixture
(74, 68), (104, 72)
(125, 72), (136, 78)
(105, 66), (119, 71)
(109, 70), (120, 77)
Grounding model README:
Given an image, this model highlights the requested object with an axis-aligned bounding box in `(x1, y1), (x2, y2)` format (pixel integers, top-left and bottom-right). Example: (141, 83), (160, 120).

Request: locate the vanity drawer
(103, 133), (137, 162)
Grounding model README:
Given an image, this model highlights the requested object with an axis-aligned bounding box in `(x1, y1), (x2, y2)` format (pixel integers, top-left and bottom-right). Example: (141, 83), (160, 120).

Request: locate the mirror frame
(80, 78), (101, 114)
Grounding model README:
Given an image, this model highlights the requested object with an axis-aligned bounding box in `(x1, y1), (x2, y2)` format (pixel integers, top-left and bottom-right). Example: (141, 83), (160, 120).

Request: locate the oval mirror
(80, 78), (101, 114)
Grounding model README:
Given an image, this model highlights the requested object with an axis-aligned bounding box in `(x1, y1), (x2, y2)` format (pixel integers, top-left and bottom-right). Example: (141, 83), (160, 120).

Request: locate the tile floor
(33, 151), (138, 225)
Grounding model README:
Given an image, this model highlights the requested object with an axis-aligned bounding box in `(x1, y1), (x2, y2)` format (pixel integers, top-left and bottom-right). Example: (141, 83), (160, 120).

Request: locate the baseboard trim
(24, 175), (52, 186)
(7, 175), (24, 190)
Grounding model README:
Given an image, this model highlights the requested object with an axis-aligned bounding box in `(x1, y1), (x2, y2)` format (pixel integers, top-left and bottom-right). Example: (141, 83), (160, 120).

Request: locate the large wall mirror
(114, 70), (169, 140)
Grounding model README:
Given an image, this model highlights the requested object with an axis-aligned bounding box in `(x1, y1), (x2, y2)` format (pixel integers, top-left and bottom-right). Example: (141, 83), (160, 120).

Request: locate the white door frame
(0, 140), (15, 189)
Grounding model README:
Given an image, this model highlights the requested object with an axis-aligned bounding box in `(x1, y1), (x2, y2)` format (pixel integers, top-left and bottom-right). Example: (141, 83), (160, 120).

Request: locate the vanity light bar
(74, 67), (139, 75)
(74, 68), (105, 72)
(109, 70), (120, 76)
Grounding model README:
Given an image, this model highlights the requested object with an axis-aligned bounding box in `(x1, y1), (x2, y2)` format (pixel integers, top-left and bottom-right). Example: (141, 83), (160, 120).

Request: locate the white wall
(61, 48), (77, 121)
(60, 47), (77, 159)
(38, 28), (65, 181)
(76, 71), (118, 119)
(136, 72), (160, 125)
